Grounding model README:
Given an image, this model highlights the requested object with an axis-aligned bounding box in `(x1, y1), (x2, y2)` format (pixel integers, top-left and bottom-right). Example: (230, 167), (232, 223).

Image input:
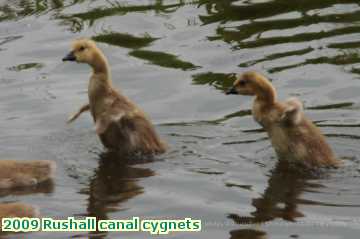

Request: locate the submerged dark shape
(60, 1), (194, 30)
(229, 228), (267, 239)
(92, 32), (158, 49)
(129, 50), (200, 71)
(7, 62), (44, 72)
(192, 72), (235, 90)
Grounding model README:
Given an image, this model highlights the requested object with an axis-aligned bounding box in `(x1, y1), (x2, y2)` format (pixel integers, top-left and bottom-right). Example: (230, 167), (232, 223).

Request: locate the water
(1, 0), (360, 238)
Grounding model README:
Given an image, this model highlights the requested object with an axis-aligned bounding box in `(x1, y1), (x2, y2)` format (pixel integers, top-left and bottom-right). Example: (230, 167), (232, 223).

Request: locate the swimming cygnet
(63, 38), (167, 155)
(0, 202), (39, 229)
(226, 71), (340, 168)
(0, 160), (55, 189)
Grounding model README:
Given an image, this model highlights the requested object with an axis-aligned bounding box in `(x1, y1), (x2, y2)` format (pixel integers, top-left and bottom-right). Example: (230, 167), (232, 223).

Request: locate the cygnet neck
(90, 49), (112, 85)
(254, 81), (277, 105)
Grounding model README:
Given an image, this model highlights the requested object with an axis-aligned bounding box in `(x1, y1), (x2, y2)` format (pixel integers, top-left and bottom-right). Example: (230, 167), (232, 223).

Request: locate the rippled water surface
(1, 0), (360, 238)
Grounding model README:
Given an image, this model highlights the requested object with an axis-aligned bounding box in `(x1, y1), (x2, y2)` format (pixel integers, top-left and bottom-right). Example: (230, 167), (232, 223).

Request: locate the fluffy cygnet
(63, 38), (167, 155)
(226, 71), (339, 168)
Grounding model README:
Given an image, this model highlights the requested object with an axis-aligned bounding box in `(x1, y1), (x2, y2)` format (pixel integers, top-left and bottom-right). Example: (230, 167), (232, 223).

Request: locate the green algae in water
(307, 102), (354, 110)
(61, 1), (190, 28)
(7, 62), (44, 72)
(92, 32), (158, 49)
(192, 72), (235, 90)
(269, 52), (360, 73)
(239, 47), (313, 67)
(129, 50), (199, 70)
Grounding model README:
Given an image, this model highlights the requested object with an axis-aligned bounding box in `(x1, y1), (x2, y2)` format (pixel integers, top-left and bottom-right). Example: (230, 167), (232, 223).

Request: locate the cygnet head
(226, 71), (273, 95)
(62, 38), (99, 64)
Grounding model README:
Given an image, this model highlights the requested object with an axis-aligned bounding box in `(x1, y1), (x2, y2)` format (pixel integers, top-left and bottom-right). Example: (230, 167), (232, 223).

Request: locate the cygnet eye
(79, 46), (85, 52)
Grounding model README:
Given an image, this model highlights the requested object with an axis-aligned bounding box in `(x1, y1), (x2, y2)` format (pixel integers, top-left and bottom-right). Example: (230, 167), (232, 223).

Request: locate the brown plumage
(0, 203), (39, 227)
(63, 38), (167, 155)
(226, 71), (340, 168)
(0, 160), (55, 189)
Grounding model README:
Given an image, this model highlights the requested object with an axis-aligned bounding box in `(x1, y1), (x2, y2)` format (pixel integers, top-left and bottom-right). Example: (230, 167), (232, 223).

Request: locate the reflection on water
(93, 32), (158, 49)
(86, 152), (155, 219)
(0, 179), (53, 237)
(129, 50), (199, 70)
(192, 72), (235, 90)
(7, 63), (44, 72)
(229, 229), (267, 239)
(227, 162), (323, 239)
(0, 180), (54, 198)
(60, 0), (196, 32)
(1, 0), (360, 239)
(83, 152), (154, 238)
(229, 163), (319, 224)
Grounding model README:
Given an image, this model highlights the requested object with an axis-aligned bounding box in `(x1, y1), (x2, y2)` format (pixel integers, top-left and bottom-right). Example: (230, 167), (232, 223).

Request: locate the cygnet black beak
(62, 51), (76, 62)
(226, 87), (238, 95)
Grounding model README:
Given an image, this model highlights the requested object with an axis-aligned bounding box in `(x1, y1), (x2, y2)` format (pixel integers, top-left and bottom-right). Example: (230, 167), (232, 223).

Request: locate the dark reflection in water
(239, 47), (314, 68)
(229, 229), (267, 239)
(129, 50), (200, 71)
(194, 0), (360, 79)
(0, 180), (54, 198)
(82, 152), (155, 238)
(92, 31), (199, 70)
(7, 63), (44, 72)
(192, 72), (235, 91)
(59, 0), (197, 32)
(0, 0), (73, 20)
(0, 36), (22, 46)
(307, 102), (354, 110)
(227, 162), (325, 238)
(268, 52), (360, 73)
(5, 0), (360, 77)
(92, 32), (158, 49)
(199, 0), (360, 31)
(0, 179), (54, 238)
(161, 108), (252, 126)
